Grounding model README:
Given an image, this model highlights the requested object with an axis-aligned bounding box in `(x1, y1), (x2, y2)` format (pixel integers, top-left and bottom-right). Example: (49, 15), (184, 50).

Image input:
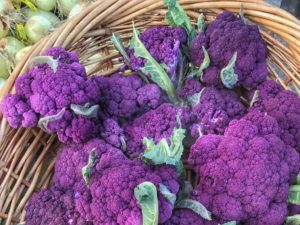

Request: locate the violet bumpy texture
(189, 112), (300, 225)
(180, 78), (246, 138)
(250, 80), (300, 149)
(126, 25), (187, 80)
(190, 11), (268, 89)
(92, 73), (163, 119)
(2, 47), (101, 144)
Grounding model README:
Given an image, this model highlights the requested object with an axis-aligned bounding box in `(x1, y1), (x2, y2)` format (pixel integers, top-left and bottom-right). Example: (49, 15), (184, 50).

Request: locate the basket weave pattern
(0, 0), (300, 224)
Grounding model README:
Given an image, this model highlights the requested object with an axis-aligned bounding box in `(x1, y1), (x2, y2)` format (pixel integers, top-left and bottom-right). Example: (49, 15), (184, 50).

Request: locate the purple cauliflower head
(1, 94), (38, 128)
(188, 112), (300, 224)
(25, 187), (89, 225)
(2, 47), (102, 144)
(54, 138), (116, 190)
(190, 11), (268, 89)
(53, 138), (119, 222)
(126, 26), (187, 79)
(99, 118), (125, 149)
(180, 78), (246, 138)
(93, 73), (163, 119)
(88, 147), (179, 224)
(250, 80), (300, 149)
(123, 103), (187, 158)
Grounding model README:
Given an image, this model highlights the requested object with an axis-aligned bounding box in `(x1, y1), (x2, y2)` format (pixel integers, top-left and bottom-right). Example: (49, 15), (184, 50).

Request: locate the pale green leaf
(288, 185), (300, 205)
(220, 52), (238, 89)
(111, 33), (130, 64)
(70, 103), (99, 119)
(28, 56), (58, 73)
(220, 222), (237, 225)
(38, 108), (66, 133)
(159, 183), (176, 205)
(130, 28), (178, 103)
(187, 46), (210, 79)
(250, 90), (259, 107)
(197, 14), (204, 32)
(187, 87), (206, 106)
(175, 199), (212, 221)
(81, 149), (99, 187)
(163, 0), (196, 44)
(134, 182), (158, 225)
(286, 215), (300, 225)
(142, 126), (185, 175)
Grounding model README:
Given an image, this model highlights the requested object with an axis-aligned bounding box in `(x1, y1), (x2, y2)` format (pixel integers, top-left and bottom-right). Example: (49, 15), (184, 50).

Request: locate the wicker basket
(0, 0), (299, 224)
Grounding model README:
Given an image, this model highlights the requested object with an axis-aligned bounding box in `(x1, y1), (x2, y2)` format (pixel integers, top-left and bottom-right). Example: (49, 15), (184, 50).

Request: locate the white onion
(0, 0), (14, 15)
(1, 36), (25, 56)
(58, 0), (79, 15)
(15, 45), (32, 63)
(0, 55), (10, 79)
(68, 1), (88, 18)
(25, 9), (60, 25)
(33, 0), (56, 11)
(25, 15), (52, 43)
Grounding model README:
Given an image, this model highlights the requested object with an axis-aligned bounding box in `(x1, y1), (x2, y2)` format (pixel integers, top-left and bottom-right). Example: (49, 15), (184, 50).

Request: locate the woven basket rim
(0, 0), (300, 224)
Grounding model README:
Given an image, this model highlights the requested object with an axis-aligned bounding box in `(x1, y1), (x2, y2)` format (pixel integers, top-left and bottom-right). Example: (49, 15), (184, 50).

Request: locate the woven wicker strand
(0, 0), (299, 224)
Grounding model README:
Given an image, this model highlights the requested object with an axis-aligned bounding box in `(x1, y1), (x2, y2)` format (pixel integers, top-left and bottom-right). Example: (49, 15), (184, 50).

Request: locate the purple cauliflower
(25, 187), (89, 225)
(126, 26), (187, 80)
(99, 118), (125, 149)
(88, 147), (180, 224)
(1, 94), (38, 128)
(178, 78), (203, 99)
(123, 103), (187, 158)
(1, 47), (102, 144)
(190, 11), (268, 89)
(180, 78), (246, 138)
(93, 73), (163, 119)
(53, 138), (119, 222)
(53, 138), (115, 190)
(188, 112), (300, 225)
(250, 80), (300, 149)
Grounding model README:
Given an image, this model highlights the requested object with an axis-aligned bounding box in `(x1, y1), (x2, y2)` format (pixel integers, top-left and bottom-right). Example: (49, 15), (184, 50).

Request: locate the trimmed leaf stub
(288, 185), (300, 205)
(28, 56), (58, 73)
(250, 90), (259, 107)
(111, 33), (130, 64)
(175, 199), (212, 221)
(38, 107), (66, 133)
(187, 87), (206, 106)
(220, 52), (238, 89)
(286, 215), (300, 225)
(197, 14), (205, 33)
(70, 103), (99, 119)
(163, 0), (196, 44)
(81, 148), (99, 187)
(159, 183), (176, 205)
(134, 181), (159, 225)
(220, 222), (237, 225)
(187, 46), (210, 79)
(130, 27), (178, 103)
(120, 136), (127, 152)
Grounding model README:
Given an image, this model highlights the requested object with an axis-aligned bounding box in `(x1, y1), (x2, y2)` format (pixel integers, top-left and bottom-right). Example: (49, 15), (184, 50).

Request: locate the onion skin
(33, 0), (56, 11)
